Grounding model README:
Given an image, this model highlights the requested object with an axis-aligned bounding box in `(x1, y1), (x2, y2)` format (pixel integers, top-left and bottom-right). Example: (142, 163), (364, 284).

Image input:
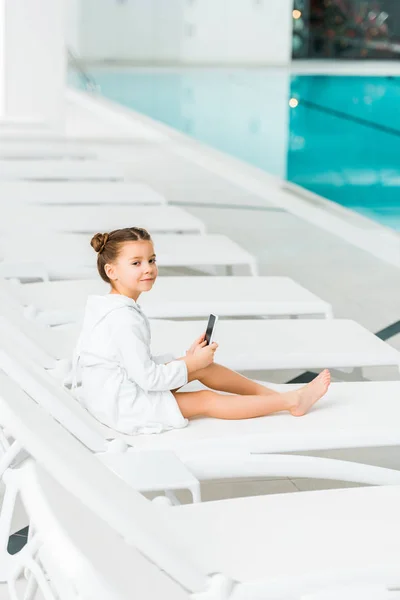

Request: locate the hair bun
(91, 232), (109, 254)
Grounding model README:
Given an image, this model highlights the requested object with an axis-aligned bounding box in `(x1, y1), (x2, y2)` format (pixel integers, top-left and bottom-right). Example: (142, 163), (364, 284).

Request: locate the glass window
(292, 1), (400, 59)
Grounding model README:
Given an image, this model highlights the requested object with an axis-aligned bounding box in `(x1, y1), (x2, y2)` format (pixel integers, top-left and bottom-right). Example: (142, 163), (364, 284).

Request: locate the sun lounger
(0, 160), (126, 181)
(0, 181), (166, 205)
(0, 233), (258, 279)
(150, 318), (400, 375)
(12, 462), (192, 600)
(3, 204), (206, 235)
(1, 316), (400, 490)
(3, 276), (333, 325)
(134, 379), (400, 457)
(0, 126), (60, 141)
(0, 306), (73, 368)
(13, 460), (400, 600)
(0, 297), (396, 376)
(1, 375), (400, 598)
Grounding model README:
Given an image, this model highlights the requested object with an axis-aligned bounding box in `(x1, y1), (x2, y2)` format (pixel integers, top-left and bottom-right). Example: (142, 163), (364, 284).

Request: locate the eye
(149, 258), (157, 264)
(131, 262), (140, 266)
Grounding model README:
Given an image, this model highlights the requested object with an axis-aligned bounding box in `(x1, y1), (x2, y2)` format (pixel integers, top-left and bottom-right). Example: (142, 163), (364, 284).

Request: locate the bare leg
(187, 362), (276, 396)
(173, 370), (330, 420)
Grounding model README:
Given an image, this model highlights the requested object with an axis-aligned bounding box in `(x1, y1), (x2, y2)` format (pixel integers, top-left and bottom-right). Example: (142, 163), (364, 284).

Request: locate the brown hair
(90, 227), (152, 284)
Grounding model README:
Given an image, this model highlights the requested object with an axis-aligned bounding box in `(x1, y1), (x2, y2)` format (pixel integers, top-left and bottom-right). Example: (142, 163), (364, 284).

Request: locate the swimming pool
(71, 69), (400, 232)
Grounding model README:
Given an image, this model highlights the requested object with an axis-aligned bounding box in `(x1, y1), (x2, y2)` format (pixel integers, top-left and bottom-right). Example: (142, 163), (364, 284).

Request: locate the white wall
(72, 0), (292, 66)
(78, 0), (183, 62)
(182, 0), (292, 65)
(67, 0), (81, 55)
(1, 0), (67, 127)
(0, 0), (5, 116)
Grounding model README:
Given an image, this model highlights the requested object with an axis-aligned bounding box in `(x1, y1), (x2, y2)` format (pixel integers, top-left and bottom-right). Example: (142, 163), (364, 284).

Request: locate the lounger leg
(0, 441), (27, 582)
(11, 540), (57, 600)
(249, 262), (259, 276)
(189, 482), (202, 504)
(23, 571), (38, 600)
(165, 491), (181, 506)
(8, 538), (40, 600)
(325, 306), (334, 319)
(349, 367), (367, 382)
(328, 368), (368, 382)
(0, 476), (18, 582)
(184, 452), (400, 487)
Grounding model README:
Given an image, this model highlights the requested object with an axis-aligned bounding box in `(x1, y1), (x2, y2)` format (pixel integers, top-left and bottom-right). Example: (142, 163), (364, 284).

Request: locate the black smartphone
(205, 314), (219, 345)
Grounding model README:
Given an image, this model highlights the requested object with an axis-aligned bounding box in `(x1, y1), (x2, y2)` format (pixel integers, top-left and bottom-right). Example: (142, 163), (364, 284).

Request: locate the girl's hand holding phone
(184, 335), (218, 371)
(186, 333), (206, 356)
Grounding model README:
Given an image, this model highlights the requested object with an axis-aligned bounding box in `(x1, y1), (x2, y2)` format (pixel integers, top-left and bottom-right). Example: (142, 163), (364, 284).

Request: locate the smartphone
(205, 313), (219, 345)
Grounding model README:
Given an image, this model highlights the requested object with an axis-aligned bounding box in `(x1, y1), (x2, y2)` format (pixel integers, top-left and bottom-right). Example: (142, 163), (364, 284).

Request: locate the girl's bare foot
(289, 369), (331, 416)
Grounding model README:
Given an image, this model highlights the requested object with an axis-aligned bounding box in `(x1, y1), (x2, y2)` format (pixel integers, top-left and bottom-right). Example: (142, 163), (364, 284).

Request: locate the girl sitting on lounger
(71, 227), (330, 435)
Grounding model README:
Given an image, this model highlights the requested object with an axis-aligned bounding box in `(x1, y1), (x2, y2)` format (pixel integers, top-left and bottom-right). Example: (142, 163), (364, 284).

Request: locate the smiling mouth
(140, 279), (153, 282)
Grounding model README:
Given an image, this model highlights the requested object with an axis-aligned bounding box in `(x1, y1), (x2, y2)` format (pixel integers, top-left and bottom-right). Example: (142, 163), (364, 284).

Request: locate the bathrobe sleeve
(111, 312), (188, 392)
(152, 353), (175, 365)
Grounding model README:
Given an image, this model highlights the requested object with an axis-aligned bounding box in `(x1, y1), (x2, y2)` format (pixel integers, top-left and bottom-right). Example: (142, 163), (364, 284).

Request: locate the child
(71, 227), (330, 435)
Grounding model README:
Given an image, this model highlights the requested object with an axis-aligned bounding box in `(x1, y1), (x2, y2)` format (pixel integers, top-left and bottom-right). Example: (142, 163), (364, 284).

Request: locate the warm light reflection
(289, 98), (299, 108)
(292, 9), (302, 19)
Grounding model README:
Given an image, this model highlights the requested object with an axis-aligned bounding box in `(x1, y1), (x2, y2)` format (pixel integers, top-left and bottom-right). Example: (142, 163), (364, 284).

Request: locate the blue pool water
(72, 70), (400, 232)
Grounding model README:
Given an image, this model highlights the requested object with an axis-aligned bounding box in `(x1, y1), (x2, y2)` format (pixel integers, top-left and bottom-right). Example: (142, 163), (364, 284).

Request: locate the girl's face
(105, 240), (158, 299)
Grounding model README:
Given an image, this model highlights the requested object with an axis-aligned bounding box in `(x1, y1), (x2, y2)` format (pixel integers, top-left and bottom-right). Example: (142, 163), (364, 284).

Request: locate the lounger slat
(5, 276), (332, 321)
(0, 234), (257, 279)
(0, 181), (166, 205)
(2, 205), (205, 235)
(150, 318), (400, 371)
(0, 160), (125, 180)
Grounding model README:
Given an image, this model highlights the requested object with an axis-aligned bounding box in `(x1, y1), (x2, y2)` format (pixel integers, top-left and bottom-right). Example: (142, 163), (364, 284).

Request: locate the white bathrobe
(70, 294), (188, 435)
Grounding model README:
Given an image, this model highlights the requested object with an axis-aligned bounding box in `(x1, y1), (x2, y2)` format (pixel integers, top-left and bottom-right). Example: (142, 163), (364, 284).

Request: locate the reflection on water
(70, 69), (400, 231)
(69, 69), (290, 180)
(288, 75), (400, 230)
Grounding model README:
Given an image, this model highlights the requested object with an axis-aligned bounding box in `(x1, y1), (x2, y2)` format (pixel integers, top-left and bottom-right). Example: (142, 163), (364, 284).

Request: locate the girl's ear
(104, 263), (117, 281)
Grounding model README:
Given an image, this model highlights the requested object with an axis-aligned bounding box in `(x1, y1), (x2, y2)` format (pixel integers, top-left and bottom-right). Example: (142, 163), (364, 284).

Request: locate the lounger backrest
(0, 278), (23, 301)
(0, 318), (108, 453)
(15, 278), (107, 311)
(0, 293), (58, 363)
(0, 372), (206, 593)
(0, 160), (125, 180)
(19, 463), (189, 600)
(0, 261), (49, 282)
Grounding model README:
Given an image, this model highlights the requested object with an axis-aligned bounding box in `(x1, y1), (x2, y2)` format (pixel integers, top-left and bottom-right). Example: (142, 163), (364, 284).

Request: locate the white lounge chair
(0, 298), (397, 376)
(1, 377), (400, 599)
(3, 276), (333, 325)
(150, 318), (400, 376)
(0, 181), (166, 205)
(0, 160), (126, 181)
(2, 204), (206, 235)
(0, 125), (59, 141)
(12, 460), (400, 600)
(11, 462), (194, 600)
(1, 317), (400, 491)
(0, 233), (258, 279)
(0, 119), (44, 130)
